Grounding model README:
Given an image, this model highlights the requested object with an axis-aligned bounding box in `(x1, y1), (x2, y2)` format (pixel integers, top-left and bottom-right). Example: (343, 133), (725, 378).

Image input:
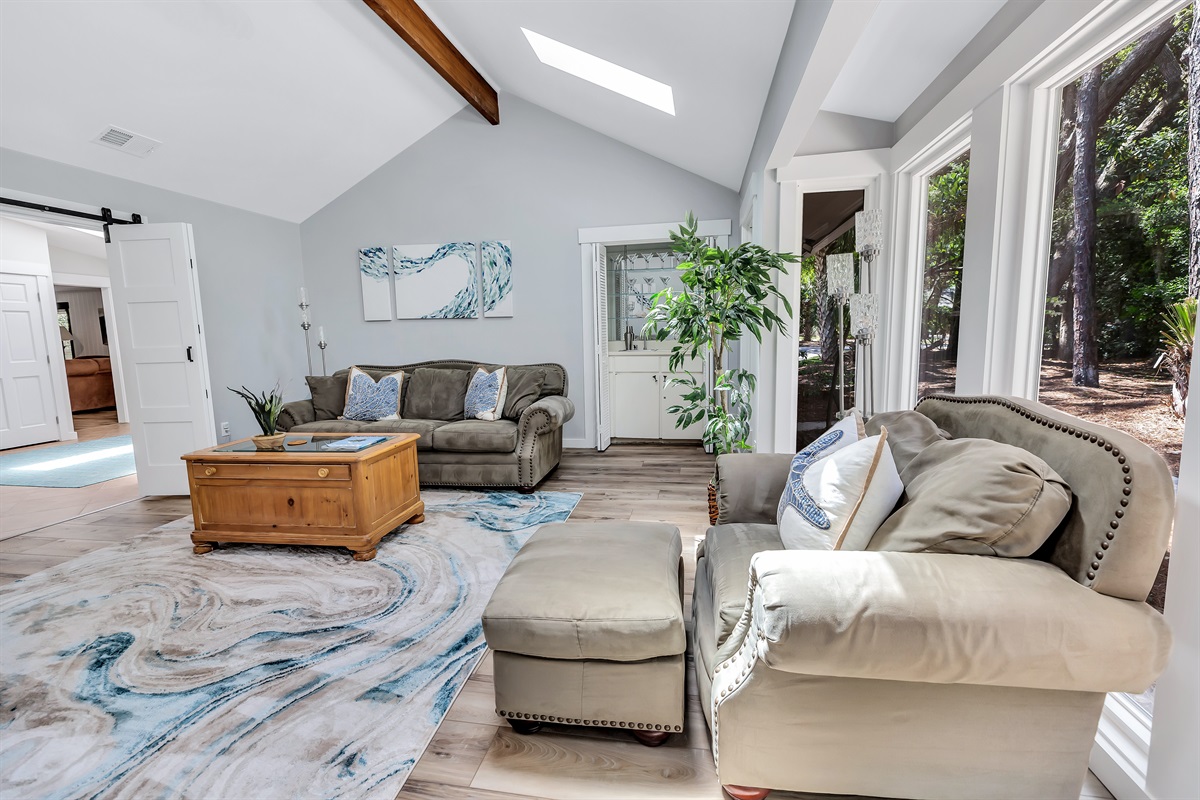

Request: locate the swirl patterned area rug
(0, 489), (580, 800)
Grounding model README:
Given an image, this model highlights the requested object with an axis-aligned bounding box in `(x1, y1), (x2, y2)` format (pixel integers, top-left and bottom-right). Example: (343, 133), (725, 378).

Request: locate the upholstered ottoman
(481, 521), (686, 746)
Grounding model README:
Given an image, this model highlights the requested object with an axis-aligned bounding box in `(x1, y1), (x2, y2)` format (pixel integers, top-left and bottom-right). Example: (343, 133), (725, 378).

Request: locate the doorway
(796, 190), (863, 450)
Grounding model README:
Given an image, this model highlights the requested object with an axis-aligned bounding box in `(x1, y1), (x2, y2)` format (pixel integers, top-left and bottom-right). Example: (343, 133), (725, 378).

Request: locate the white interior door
(593, 243), (611, 451)
(107, 223), (215, 495)
(0, 273), (60, 449)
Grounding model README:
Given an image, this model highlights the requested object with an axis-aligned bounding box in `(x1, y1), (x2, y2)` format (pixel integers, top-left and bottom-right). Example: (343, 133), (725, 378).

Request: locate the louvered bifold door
(593, 244), (611, 451)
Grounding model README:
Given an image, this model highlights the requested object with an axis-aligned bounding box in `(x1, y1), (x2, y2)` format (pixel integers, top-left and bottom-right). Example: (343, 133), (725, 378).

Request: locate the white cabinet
(609, 352), (705, 441)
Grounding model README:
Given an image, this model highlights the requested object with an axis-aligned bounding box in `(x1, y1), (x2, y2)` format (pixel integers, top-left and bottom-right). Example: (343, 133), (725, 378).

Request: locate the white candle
(299, 287), (307, 305)
(318, 326), (326, 342)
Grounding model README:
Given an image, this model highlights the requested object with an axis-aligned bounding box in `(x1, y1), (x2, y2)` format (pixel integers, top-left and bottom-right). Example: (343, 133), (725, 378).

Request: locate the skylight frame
(521, 28), (675, 116)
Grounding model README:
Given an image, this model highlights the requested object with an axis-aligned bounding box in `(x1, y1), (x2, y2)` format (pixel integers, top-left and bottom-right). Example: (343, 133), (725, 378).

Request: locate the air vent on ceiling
(91, 126), (162, 158)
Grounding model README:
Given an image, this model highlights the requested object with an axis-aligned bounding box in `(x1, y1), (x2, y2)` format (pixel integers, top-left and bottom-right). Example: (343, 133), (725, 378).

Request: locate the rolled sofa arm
(278, 400), (315, 431)
(714, 453), (793, 525)
(518, 395), (575, 436)
(743, 550), (1170, 694)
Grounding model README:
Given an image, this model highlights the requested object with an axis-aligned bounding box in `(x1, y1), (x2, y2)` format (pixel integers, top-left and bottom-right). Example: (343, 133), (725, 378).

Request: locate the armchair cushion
(864, 409), (948, 473)
(869, 438), (1072, 557)
(701, 523), (784, 652)
(715, 453), (795, 525)
(746, 549), (1170, 693)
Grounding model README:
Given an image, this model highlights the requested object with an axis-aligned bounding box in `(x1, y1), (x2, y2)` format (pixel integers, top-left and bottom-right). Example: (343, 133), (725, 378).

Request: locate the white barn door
(593, 243), (611, 451)
(107, 224), (215, 495)
(0, 273), (60, 449)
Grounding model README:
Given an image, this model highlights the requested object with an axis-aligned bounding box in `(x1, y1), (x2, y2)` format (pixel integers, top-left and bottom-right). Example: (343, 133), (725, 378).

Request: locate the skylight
(521, 28), (675, 116)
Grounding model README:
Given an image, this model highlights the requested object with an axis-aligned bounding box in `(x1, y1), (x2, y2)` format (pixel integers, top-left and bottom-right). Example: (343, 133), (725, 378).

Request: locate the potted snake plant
(644, 212), (796, 523)
(229, 384), (285, 449)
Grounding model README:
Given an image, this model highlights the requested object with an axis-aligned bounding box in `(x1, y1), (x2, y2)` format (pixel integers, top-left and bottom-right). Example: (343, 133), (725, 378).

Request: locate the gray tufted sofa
(277, 360), (574, 493)
(696, 395), (1173, 800)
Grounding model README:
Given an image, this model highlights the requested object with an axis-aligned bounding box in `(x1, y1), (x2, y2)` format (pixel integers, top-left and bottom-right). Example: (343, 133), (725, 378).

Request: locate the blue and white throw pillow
(464, 366), (508, 421)
(776, 412), (864, 524)
(342, 367), (404, 421)
(778, 424), (903, 552)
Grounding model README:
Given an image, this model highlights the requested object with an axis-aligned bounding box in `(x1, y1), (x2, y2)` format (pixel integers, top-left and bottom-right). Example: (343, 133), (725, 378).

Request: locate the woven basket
(707, 481), (719, 526)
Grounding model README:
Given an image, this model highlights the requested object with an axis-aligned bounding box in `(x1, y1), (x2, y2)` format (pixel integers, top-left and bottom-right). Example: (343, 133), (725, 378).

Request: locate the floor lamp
(826, 253), (855, 419)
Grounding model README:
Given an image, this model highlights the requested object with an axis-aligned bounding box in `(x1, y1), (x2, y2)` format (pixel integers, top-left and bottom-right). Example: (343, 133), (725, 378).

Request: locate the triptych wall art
(359, 241), (513, 321)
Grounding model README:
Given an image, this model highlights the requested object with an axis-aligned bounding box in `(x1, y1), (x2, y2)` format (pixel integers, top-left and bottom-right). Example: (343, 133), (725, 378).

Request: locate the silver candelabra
(299, 288), (313, 376)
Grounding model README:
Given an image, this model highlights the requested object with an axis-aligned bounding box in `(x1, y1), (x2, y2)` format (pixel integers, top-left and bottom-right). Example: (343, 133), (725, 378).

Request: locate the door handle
(186, 346), (194, 363)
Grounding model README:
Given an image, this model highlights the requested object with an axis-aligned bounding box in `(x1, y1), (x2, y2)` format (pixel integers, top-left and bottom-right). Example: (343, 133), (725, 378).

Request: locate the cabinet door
(660, 375), (705, 440)
(611, 371), (660, 439)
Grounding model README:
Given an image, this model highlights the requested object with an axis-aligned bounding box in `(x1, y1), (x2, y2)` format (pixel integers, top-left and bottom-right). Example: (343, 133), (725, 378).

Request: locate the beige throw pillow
(864, 409), (948, 473)
(867, 438), (1073, 557)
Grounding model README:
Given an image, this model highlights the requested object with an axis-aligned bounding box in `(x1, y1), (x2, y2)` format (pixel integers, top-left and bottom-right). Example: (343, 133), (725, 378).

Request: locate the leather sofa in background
(278, 360), (574, 493)
(64, 357), (116, 412)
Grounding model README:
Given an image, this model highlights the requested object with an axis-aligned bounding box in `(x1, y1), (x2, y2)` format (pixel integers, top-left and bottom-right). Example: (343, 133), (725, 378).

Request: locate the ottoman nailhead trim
(498, 710), (680, 733)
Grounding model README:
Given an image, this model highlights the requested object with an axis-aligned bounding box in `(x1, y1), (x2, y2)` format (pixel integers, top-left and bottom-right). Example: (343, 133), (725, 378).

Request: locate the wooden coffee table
(182, 433), (423, 561)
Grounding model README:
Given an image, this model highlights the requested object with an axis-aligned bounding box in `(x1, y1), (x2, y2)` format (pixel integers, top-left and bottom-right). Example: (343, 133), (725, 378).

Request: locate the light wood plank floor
(0, 442), (1115, 800)
(0, 409), (139, 541)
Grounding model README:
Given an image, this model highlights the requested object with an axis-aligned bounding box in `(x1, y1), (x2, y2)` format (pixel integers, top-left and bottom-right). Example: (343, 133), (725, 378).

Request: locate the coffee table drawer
(191, 463), (350, 482)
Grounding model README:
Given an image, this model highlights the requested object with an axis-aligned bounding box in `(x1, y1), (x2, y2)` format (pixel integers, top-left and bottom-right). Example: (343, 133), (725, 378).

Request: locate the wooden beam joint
(363, 0), (499, 125)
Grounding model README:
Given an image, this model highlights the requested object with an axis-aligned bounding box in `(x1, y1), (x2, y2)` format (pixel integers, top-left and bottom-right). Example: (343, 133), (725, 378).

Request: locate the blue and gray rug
(0, 489), (580, 799)
(0, 435), (135, 488)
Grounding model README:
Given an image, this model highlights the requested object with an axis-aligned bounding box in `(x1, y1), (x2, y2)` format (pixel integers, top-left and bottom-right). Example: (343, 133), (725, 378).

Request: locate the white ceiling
(0, 214), (108, 258)
(821, 0), (1007, 122)
(426, 0), (795, 191)
(0, 1), (467, 223)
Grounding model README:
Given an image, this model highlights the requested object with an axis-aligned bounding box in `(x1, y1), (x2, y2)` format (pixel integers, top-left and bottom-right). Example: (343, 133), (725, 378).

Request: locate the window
(917, 150), (970, 397)
(1038, 7), (1193, 721)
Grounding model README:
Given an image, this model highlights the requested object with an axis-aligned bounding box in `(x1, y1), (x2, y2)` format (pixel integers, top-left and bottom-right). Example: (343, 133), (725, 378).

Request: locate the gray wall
(298, 95), (739, 442)
(0, 148), (308, 438)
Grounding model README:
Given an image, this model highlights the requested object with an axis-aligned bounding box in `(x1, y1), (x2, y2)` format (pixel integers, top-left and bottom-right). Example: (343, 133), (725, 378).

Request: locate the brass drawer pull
(205, 467), (217, 476)
(317, 468), (329, 478)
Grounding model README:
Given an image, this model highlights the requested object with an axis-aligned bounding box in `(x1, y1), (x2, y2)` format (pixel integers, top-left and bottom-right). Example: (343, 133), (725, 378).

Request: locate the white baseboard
(563, 438), (591, 450)
(1090, 695), (1151, 800)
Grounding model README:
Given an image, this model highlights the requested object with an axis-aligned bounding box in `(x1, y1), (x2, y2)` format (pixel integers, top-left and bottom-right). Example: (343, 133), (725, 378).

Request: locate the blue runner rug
(0, 435), (135, 488)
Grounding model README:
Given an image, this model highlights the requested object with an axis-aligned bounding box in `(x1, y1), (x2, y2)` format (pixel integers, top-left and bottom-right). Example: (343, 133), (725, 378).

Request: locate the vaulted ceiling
(1, 1), (1013, 224)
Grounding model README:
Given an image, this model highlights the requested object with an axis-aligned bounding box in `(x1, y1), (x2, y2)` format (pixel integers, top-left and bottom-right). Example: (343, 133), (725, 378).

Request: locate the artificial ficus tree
(643, 212), (796, 455)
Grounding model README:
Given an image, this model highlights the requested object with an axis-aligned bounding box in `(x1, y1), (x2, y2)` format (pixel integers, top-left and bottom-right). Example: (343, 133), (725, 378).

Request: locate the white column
(1146, 341), (1200, 797)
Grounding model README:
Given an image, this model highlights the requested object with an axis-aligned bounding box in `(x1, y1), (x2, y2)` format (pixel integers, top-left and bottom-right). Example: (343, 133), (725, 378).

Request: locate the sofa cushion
(404, 368), (471, 421)
(64, 358), (99, 377)
(433, 419), (518, 453)
(483, 522), (685, 661)
(306, 374), (348, 420)
(702, 523), (785, 649)
(359, 419), (447, 449)
(503, 367), (547, 419)
(864, 409), (948, 473)
(868, 438), (1073, 557)
(289, 420), (369, 434)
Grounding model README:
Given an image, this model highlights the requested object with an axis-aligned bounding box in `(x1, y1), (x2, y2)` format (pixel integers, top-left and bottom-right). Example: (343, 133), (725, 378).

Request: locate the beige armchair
(694, 396), (1173, 800)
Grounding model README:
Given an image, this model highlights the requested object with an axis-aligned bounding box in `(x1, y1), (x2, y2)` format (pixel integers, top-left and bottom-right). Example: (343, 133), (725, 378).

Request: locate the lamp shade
(855, 209), (883, 254)
(826, 253), (855, 298)
(59, 325), (75, 342)
(849, 293), (880, 335)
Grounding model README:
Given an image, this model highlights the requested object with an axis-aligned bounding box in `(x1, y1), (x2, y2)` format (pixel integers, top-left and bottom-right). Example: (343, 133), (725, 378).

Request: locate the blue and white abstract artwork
(393, 242), (478, 319)
(359, 246), (392, 321)
(480, 240), (513, 318)
(0, 489), (580, 800)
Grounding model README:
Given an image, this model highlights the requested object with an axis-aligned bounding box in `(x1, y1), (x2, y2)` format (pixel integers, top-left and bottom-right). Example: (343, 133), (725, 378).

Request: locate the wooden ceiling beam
(363, 0), (499, 125)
